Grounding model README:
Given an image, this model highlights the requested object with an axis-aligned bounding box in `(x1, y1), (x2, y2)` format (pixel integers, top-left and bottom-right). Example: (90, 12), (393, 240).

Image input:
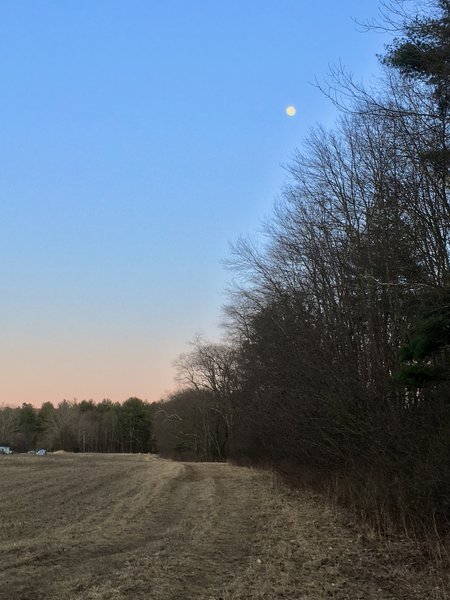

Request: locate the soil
(0, 454), (447, 599)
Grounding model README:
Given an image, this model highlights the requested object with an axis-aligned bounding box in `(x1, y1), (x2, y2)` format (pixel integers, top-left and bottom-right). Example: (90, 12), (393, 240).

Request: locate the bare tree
(174, 338), (240, 458)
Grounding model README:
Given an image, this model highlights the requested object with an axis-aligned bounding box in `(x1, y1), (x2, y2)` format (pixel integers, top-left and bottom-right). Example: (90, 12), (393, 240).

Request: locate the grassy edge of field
(222, 466), (450, 600)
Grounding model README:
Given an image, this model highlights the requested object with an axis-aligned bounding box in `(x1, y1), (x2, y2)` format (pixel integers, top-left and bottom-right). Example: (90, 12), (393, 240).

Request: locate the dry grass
(223, 472), (450, 600)
(0, 454), (447, 599)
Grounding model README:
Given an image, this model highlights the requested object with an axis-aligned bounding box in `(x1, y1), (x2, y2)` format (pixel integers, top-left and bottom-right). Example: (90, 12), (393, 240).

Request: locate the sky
(0, 0), (392, 407)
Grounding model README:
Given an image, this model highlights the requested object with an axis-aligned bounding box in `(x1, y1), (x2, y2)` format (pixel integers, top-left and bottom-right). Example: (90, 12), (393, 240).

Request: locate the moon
(285, 105), (296, 117)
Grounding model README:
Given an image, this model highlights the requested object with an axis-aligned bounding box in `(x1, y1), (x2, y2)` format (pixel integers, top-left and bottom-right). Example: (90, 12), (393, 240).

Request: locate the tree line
(0, 398), (155, 454)
(153, 0), (450, 540)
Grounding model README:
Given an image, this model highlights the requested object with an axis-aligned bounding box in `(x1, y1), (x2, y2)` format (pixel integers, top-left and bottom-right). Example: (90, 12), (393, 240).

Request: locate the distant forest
(0, 398), (156, 453)
(1, 1), (450, 541)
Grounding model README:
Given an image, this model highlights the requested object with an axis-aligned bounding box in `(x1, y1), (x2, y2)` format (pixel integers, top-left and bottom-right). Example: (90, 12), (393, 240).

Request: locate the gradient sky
(1, 0), (391, 407)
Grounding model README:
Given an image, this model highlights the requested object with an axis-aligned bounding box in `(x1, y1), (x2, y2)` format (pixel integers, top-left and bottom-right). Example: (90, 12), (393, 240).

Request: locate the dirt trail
(0, 454), (446, 600)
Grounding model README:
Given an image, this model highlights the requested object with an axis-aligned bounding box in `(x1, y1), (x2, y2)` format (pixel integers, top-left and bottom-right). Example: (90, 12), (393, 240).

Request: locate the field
(0, 454), (447, 600)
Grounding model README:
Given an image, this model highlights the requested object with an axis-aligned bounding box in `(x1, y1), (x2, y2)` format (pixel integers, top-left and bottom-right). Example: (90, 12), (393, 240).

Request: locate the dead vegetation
(0, 454), (447, 600)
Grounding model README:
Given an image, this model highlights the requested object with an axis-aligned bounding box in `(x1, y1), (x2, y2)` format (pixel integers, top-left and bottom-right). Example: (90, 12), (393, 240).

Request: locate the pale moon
(285, 105), (296, 117)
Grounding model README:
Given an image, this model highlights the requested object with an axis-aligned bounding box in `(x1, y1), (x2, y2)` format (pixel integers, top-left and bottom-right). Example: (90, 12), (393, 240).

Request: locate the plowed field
(0, 454), (446, 599)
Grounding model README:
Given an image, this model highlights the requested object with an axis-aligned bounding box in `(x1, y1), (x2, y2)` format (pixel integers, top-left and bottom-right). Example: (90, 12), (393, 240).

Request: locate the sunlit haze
(0, 1), (389, 407)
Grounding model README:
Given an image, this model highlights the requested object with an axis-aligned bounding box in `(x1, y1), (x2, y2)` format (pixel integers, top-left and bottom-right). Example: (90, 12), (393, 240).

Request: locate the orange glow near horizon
(0, 340), (180, 408)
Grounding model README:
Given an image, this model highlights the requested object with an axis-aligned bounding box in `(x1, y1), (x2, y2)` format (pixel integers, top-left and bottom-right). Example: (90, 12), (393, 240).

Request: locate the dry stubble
(0, 454), (447, 600)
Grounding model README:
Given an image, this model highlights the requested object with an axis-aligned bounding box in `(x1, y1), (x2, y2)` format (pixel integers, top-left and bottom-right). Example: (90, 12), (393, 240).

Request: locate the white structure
(0, 446), (12, 455)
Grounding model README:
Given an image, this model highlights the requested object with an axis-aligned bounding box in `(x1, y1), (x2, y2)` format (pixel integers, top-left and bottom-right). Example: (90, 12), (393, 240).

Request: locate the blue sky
(0, 0), (391, 406)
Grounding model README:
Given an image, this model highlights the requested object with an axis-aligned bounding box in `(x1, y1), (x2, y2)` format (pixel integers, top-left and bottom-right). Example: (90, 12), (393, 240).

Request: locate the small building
(0, 446), (12, 455)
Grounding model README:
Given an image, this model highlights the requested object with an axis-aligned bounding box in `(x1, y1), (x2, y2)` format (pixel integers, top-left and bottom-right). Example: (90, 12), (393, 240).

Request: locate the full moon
(286, 105), (296, 117)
